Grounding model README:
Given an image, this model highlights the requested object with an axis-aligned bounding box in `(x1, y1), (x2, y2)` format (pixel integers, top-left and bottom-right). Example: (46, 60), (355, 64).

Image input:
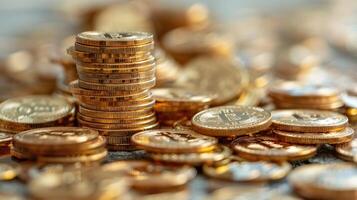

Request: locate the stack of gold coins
(271, 109), (353, 145)
(151, 88), (214, 126)
(68, 31), (158, 151)
(268, 82), (343, 110)
(131, 129), (231, 166)
(0, 95), (75, 134)
(154, 48), (180, 87)
(11, 127), (107, 164)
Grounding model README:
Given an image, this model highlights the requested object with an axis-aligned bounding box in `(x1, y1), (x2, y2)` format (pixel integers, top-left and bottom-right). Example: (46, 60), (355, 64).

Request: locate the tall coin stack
(68, 31), (158, 151)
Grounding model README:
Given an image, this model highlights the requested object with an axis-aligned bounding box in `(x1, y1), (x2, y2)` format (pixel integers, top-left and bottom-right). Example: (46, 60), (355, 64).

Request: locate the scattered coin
(272, 109), (348, 132)
(232, 135), (317, 161)
(131, 129), (217, 153)
(192, 106), (272, 137)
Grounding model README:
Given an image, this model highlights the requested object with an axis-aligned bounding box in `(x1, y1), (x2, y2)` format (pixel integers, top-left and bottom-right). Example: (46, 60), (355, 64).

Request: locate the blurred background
(0, 0), (356, 105)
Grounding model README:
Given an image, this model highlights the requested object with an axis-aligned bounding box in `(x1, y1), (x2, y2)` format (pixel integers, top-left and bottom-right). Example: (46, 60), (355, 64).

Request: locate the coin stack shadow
(68, 32), (158, 151)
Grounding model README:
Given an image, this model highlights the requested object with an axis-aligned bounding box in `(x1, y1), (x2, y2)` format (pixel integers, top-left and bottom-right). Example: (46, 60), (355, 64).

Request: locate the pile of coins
(268, 82), (343, 110)
(68, 31), (158, 151)
(11, 127), (107, 164)
(152, 88), (214, 126)
(131, 129), (231, 165)
(271, 109), (353, 145)
(0, 95), (75, 134)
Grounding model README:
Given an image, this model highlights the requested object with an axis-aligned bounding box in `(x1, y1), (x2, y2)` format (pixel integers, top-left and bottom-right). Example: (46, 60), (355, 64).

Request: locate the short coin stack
(0, 95), (75, 134)
(131, 129), (231, 166)
(268, 82), (343, 110)
(271, 109), (353, 145)
(152, 88), (214, 126)
(11, 127), (107, 164)
(68, 31), (158, 151)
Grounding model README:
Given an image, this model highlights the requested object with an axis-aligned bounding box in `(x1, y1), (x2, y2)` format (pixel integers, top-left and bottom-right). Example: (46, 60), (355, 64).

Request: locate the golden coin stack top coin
(131, 129), (231, 165)
(268, 82), (343, 110)
(11, 127), (107, 164)
(0, 95), (75, 134)
(68, 31), (158, 151)
(271, 109), (353, 145)
(152, 88), (214, 126)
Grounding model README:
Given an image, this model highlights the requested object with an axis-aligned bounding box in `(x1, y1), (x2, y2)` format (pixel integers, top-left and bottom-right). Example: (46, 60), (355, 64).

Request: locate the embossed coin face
(274, 127), (354, 144)
(232, 135), (317, 161)
(272, 109), (348, 132)
(203, 160), (291, 182)
(76, 31), (153, 46)
(13, 127), (98, 146)
(0, 95), (74, 124)
(131, 129), (217, 153)
(102, 160), (196, 191)
(192, 106), (272, 136)
(151, 88), (214, 105)
(289, 163), (357, 200)
(178, 57), (249, 105)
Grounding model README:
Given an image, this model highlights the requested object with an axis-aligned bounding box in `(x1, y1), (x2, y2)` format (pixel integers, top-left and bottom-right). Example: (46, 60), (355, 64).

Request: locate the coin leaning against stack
(68, 31), (158, 151)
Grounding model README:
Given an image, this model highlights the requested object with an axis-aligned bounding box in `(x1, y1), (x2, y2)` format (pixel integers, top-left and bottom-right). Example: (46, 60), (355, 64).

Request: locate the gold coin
(76, 31), (153, 46)
(77, 117), (157, 129)
(74, 42), (154, 54)
(77, 75), (155, 85)
(131, 129), (217, 153)
(203, 160), (291, 182)
(79, 99), (155, 112)
(78, 69), (156, 81)
(288, 163), (357, 200)
(70, 80), (149, 97)
(269, 82), (341, 102)
(78, 106), (154, 119)
(0, 163), (18, 181)
(177, 57), (249, 105)
(0, 132), (12, 146)
(335, 133), (357, 161)
(36, 149), (107, 164)
(274, 127), (354, 144)
(101, 160), (196, 192)
(192, 106), (272, 136)
(77, 56), (155, 68)
(74, 92), (150, 102)
(272, 109), (348, 132)
(0, 95), (74, 130)
(92, 122), (159, 137)
(77, 112), (155, 124)
(76, 95), (154, 108)
(232, 135), (317, 161)
(13, 127), (98, 147)
(151, 88), (214, 105)
(150, 145), (231, 165)
(273, 100), (344, 110)
(77, 78), (156, 91)
(76, 63), (155, 74)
